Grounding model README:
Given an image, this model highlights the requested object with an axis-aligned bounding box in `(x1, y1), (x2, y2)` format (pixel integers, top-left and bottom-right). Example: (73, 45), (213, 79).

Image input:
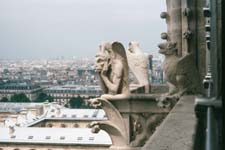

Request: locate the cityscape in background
(0, 54), (165, 106)
(0, 0), (223, 149)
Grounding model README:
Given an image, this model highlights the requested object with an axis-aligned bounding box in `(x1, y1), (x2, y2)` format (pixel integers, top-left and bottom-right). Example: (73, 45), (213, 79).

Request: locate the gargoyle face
(95, 55), (107, 73)
(95, 43), (110, 73)
(158, 42), (177, 55)
(128, 41), (139, 53)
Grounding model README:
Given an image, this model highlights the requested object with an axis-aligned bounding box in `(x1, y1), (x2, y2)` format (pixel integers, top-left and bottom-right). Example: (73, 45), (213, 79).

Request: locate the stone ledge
(142, 95), (197, 150)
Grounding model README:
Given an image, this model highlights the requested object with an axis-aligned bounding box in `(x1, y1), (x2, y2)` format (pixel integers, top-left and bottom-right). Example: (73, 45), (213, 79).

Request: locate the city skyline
(0, 0), (166, 59)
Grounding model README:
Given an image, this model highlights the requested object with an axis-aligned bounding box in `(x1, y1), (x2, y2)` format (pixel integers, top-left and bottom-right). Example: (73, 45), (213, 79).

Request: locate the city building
(44, 85), (102, 105)
(0, 102), (110, 150)
(0, 102), (106, 128)
(0, 127), (112, 150)
(0, 82), (42, 101)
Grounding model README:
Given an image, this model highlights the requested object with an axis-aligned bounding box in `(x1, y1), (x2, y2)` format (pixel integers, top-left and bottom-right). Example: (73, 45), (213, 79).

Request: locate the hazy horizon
(0, 0), (166, 59)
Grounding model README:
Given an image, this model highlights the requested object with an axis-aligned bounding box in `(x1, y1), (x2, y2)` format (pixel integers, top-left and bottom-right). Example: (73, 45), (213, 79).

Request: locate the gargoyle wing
(126, 51), (149, 86)
(177, 53), (197, 75)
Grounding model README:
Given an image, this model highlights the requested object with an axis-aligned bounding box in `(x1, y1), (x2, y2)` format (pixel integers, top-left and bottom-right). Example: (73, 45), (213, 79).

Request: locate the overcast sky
(0, 0), (166, 59)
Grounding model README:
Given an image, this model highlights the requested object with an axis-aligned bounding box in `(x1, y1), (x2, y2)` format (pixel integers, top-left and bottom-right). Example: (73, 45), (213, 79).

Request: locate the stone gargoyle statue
(126, 42), (150, 93)
(95, 41), (130, 99)
(158, 41), (201, 106)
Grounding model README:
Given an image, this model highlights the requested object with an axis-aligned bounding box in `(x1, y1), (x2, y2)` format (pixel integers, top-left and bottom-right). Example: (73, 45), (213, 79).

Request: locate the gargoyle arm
(100, 62), (123, 94)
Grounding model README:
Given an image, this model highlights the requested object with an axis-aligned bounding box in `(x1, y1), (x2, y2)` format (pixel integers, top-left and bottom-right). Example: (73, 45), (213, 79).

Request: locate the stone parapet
(142, 95), (197, 150)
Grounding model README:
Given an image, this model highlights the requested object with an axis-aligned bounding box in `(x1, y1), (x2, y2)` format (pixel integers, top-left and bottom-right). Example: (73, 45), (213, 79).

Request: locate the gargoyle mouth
(158, 43), (166, 54)
(158, 49), (167, 54)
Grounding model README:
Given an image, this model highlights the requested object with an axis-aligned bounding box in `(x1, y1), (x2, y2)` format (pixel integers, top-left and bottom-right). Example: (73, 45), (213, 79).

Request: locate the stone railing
(88, 94), (176, 149)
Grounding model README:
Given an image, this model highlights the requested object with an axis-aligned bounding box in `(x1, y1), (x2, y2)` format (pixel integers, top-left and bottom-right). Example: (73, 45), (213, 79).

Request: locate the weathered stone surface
(142, 95), (197, 150)
(161, 0), (206, 85)
(126, 42), (150, 93)
(166, 0), (182, 57)
(88, 94), (172, 148)
(158, 42), (201, 103)
(151, 84), (168, 94)
(95, 41), (130, 97)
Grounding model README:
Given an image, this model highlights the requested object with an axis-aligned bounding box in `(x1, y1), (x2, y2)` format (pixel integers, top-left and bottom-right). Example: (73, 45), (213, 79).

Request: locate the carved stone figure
(89, 42), (171, 148)
(95, 41), (130, 98)
(158, 41), (201, 102)
(88, 97), (128, 146)
(95, 42), (111, 94)
(126, 42), (150, 93)
(130, 113), (165, 147)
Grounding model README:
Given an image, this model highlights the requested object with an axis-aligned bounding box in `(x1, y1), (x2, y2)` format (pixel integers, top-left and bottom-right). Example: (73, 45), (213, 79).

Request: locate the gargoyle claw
(90, 121), (101, 133)
(88, 98), (102, 109)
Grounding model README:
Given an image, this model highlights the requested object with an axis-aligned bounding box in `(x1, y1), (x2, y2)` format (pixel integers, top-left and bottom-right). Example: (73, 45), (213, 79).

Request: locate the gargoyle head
(95, 42), (111, 73)
(128, 41), (140, 53)
(158, 42), (177, 55)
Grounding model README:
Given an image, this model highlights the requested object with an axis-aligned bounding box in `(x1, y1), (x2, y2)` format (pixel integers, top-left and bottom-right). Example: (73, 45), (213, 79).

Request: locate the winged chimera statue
(126, 42), (150, 93)
(95, 41), (130, 98)
(96, 41), (150, 96)
(158, 41), (201, 103)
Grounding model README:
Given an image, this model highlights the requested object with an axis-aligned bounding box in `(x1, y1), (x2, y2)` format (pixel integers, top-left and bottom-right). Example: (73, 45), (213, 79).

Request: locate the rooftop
(0, 127), (112, 146)
(1, 102), (107, 127)
(0, 103), (43, 113)
(45, 85), (101, 91)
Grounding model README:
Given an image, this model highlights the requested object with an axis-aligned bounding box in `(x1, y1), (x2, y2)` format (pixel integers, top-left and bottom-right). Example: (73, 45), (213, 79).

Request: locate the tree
(69, 96), (84, 108)
(10, 93), (30, 102)
(0, 97), (9, 102)
(35, 92), (54, 102)
(47, 95), (54, 102)
(35, 92), (47, 102)
(64, 104), (69, 108)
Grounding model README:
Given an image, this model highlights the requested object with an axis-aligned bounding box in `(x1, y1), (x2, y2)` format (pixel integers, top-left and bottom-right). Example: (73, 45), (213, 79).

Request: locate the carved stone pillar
(160, 0), (206, 90)
(164, 0), (182, 57)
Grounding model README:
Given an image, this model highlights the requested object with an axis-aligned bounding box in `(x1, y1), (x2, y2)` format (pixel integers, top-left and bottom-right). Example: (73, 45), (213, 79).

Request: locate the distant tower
(148, 55), (153, 71)
(148, 55), (153, 82)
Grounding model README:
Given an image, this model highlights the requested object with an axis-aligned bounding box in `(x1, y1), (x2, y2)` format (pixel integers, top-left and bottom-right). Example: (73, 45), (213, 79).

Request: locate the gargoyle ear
(173, 42), (177, 48)
(136, 42), (140, 47)
(128, 42), (132, 46)
(168, 42), (177, 49)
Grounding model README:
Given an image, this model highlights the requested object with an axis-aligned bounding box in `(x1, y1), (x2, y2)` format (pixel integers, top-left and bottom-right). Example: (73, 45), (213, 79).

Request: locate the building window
(74, 123), (79, 128)
(10, 135), (16, 139)
(77, 137), (83, 141)
(28, 136), (34, 139)
(89, 137), (95, 141)
(45, 136), (51, 139)
(83, 115), (88, 118)
(61, 124), (67, 128)
(86, 123), (91, 128)
(46, 123), (53, 127)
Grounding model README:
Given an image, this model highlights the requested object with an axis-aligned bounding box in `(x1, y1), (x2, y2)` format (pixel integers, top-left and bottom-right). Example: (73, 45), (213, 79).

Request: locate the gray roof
(25, 109), (107, 127)
(45, 85), (102, 91)
(1, 102), (107, 128)
(0, 127), (112, 146)
(46, 108), (106, 119)
(0, 103), (43, 113)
